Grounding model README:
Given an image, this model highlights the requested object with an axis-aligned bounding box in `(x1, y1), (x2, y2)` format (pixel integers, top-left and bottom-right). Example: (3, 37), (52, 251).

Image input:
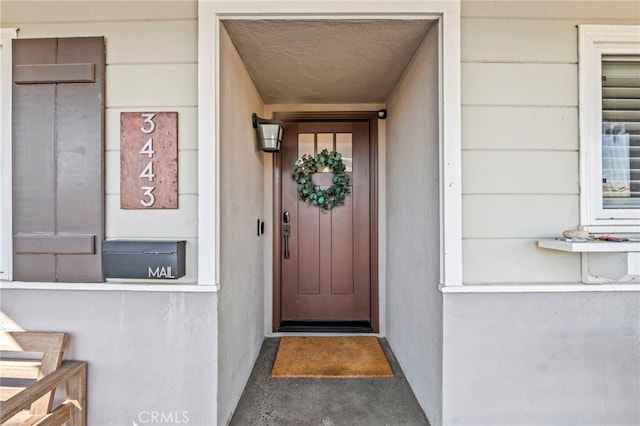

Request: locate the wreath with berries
(291, 149), (350, 210)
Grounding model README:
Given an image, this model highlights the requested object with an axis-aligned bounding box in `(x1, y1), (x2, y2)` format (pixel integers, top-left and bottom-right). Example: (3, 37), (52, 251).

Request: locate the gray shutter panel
(12, 37), (105, 282)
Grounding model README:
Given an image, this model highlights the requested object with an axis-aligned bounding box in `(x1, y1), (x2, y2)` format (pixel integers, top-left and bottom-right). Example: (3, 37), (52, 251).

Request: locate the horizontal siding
(457, 0), (640, 284)
(462, 151), (579, 194)
(462, 1), (640, 20)
(462, 63), (577, 106)
(462, 18), (578, 63)
(463, 238), (581, 284)
(463, 194), (579, 239)
(13, 21), (197, 64)
(107, 64), (198, 107)
(106, 194), (198, 238)
(92, 1), (197, 22)
(463, 106), (578, 151)
(1, 1), (197, 23)
(4, 0), (200, 281)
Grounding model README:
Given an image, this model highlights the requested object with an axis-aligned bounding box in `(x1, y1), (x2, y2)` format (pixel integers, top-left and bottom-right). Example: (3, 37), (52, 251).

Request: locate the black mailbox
(102, 240), (186, 279)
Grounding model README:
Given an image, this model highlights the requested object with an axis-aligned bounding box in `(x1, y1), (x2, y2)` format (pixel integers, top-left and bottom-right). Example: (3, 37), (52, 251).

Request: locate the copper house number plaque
(120, 112), (178, 209)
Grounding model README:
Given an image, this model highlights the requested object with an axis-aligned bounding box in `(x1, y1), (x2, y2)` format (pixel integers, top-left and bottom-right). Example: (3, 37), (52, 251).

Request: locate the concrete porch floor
(230, 337), (430, 426)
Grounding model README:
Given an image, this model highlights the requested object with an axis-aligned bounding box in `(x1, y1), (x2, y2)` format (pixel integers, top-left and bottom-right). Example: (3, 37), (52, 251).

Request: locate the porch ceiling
(222, 19), (434, 104)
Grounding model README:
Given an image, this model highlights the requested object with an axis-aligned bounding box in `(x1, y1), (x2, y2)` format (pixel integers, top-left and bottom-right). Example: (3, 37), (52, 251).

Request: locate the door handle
(282, 224), (290, 259)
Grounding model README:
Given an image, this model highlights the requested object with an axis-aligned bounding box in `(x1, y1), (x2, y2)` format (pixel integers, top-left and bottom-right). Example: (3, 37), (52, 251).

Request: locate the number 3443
(139, 113), (156, 207)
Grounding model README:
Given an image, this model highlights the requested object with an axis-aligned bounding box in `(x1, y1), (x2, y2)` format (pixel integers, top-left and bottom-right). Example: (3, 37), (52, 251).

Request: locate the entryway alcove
(210, 13), (444, 425)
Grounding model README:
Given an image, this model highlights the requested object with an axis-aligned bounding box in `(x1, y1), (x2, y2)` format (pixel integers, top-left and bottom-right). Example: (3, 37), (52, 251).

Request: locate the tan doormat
(271, 336), (394, 378)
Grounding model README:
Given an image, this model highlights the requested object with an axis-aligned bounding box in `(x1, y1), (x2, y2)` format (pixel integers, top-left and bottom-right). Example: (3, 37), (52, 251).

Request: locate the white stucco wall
(385, 22), (442, 426)
(443, 292), (640, 425)
(216, 24), (268, 425)
(1, 290), (218, 424)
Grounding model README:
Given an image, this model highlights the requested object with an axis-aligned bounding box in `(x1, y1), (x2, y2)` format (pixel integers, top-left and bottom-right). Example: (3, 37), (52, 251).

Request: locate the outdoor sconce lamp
(252, 113), (285, 152)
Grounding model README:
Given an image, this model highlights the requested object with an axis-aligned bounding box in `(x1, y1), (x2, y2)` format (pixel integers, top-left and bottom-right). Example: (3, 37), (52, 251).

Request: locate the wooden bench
(0, 331), (87, 426)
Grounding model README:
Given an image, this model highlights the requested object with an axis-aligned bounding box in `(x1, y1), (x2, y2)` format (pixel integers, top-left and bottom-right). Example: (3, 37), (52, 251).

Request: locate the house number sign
(120, 112), (178, 209)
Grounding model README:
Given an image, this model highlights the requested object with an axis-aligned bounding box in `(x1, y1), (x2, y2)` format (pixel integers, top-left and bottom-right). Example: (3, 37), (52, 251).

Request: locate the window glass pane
(601, 59), (640, 209)
(298, 133), (314, 159)
(317, 133), (334, 153)
(336, 133), (353, 172)
(317, 133), (333, 172)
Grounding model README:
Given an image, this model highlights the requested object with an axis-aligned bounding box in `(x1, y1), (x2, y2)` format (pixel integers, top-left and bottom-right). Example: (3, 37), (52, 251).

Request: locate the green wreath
(292, 149), (350, 210)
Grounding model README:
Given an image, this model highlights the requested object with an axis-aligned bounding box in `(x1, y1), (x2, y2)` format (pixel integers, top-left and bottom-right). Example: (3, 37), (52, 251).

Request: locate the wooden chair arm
(0, 361), (86, 425)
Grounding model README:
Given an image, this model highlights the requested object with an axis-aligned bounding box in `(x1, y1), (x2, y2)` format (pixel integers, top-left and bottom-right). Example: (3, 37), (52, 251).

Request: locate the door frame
(198, 3), (462, 292)
(272, 111), (379, 332)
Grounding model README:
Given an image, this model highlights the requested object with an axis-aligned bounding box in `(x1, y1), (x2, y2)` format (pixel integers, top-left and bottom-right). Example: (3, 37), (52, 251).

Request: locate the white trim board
(198, 1), (463, 291)
(0, 281), (218, 293)
(440, 283), (640, 294)
(538, 238), (640, 253)
(0, 28), (17, 281)
(578, 24), (640, 230)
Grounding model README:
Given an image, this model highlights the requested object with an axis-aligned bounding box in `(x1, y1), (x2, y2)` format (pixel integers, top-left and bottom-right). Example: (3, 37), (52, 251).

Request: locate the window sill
(538, 238), (640, 283)
(537, 238), (640, 253)
(0, 281), (220, 293)
(439, 283), (640, 294)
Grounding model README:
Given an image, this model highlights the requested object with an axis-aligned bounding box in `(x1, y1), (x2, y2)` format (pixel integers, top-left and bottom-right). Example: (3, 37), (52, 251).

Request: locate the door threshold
(278, 320), (373, 333)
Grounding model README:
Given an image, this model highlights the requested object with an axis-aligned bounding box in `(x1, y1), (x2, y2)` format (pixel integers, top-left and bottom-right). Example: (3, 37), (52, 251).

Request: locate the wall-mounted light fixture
(252, 113), (285, 152)
(377, 109), (388, 119)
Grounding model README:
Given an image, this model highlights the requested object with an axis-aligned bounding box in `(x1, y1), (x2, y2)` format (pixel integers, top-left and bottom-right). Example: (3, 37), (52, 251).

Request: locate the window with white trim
(579, 25), (640, 231)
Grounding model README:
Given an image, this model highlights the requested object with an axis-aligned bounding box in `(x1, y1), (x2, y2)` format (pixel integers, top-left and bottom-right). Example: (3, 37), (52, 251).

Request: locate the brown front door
(274, 114), (377, 332)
